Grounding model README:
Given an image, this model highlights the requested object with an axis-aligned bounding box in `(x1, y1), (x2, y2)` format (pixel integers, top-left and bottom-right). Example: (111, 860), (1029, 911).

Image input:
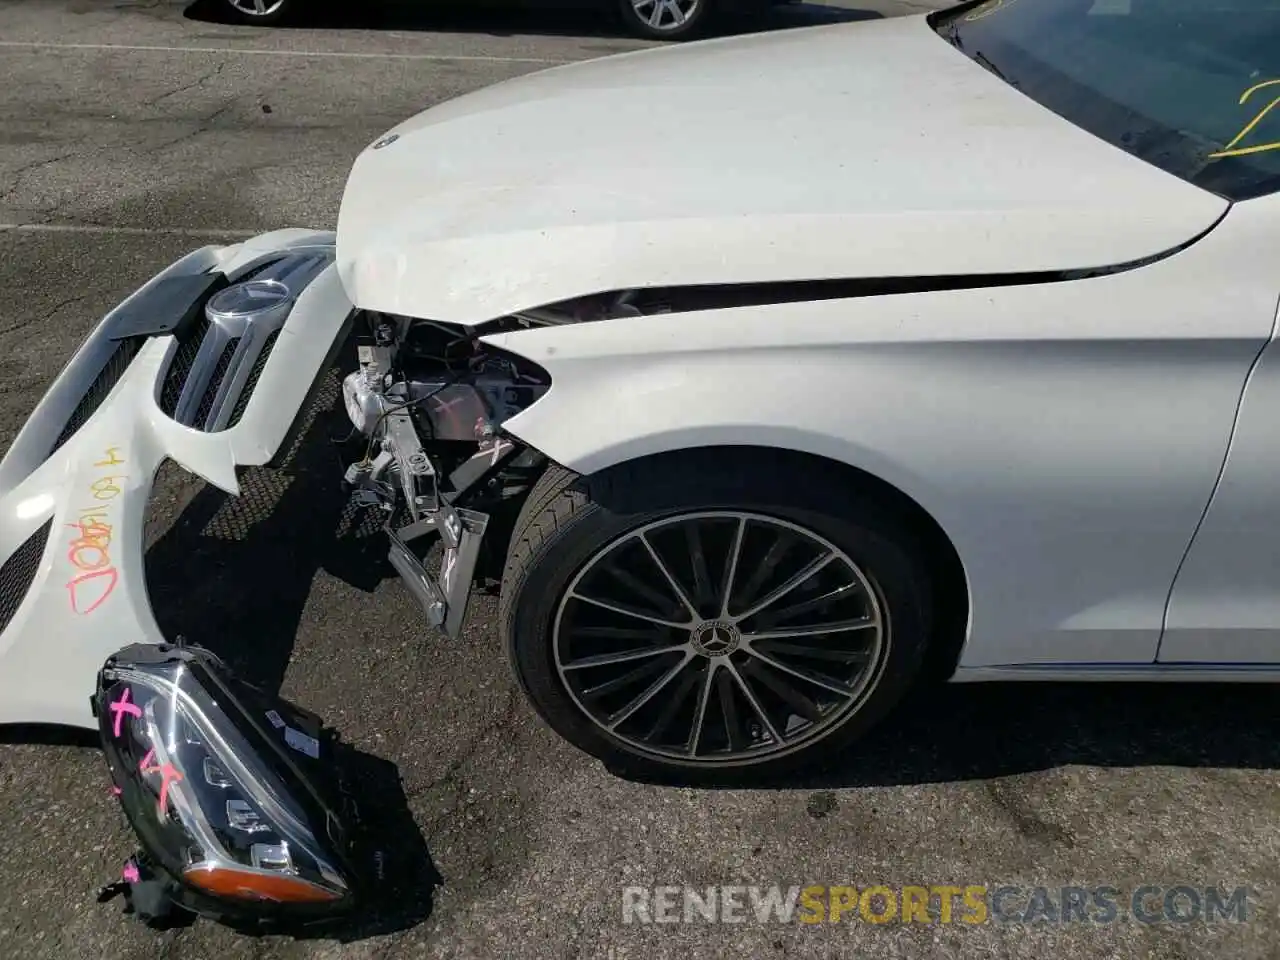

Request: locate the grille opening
(227, 330), (280, 428)
(160, 313), (211, 417)
(49, 338), (145, 456)
(0, 520), (52, 636)
(194, 338), (241, 428)
(235, 258), (283, 282)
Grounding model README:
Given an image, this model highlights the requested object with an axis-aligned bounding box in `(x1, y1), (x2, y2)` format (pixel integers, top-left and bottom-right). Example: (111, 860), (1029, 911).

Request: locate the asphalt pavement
(1, 1), (1278, 958)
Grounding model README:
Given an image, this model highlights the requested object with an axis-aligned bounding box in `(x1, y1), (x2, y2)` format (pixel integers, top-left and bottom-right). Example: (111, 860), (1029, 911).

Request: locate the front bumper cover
(0, 229), (354, 730)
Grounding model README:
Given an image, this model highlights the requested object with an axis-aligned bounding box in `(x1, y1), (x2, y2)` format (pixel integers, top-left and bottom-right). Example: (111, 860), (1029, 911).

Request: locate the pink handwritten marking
(122, 862), (140, 884)
(154, 764), (182, 817)
(109, 688), (141, 738)
(138, 749), (183, 817)
(66, 566), (119, 615)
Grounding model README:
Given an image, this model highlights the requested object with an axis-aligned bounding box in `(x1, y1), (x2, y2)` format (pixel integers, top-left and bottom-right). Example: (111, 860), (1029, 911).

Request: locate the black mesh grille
(48, 338), (145, 456)
(0, 520), (52, 636)
(194, 338), (241, 427)
(159, 313), (211, 417)
(227, 330), (279, 428)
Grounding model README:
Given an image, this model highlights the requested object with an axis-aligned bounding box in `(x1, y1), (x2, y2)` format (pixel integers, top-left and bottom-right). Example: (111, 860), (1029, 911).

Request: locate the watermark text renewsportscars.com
(621, 884), (1254, 925)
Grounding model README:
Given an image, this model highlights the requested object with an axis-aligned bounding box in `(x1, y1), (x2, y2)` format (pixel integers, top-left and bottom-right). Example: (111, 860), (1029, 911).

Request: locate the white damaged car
(4, 0), (1280, 781)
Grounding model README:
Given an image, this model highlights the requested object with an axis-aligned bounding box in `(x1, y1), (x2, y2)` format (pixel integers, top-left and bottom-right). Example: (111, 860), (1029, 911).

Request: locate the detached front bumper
(0, 229), (354, 730)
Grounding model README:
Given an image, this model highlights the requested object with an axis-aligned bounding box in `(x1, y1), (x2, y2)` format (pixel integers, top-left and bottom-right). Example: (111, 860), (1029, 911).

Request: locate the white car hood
(335, 15), (1228, 326)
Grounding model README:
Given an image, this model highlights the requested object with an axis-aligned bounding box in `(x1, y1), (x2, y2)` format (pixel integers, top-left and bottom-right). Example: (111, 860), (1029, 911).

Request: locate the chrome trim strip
(951, 663), (1280, 683)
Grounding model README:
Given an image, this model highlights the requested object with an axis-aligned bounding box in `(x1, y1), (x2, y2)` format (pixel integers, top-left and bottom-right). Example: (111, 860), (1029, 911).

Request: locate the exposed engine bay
(333, 290), (674, 635)
(339, 290), (654, 488)
(335, 308), (569, 637)
(340, 311), (550, 517)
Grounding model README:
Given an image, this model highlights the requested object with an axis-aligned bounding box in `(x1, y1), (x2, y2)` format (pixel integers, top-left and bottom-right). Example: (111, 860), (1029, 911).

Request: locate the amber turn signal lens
(184, 865), (344, 904)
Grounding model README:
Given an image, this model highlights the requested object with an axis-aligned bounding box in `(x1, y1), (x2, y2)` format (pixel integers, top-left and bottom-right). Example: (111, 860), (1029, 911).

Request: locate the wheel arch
(532, 441), (972, 684)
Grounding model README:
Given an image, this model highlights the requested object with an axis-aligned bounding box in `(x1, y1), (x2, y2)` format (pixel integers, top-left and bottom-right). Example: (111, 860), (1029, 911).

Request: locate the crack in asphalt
(0, 149), (81, 205)
(0, 293), (90, 338)
(144, 59), (228, 107)
(2, 68), (250, 225)
(410, 683), (522, 840)
(144, 98), (241, 154)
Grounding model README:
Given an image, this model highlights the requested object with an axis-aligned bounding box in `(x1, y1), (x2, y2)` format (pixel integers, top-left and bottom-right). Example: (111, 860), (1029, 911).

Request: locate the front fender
(483, 239), (1271, 671)
(487, 325), (952, 518)
(0, 229), (352, 729)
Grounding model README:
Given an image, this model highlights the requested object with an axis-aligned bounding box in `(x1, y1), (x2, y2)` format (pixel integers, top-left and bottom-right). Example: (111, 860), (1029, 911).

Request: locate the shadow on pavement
(325, 746), (444, 942)
(0, 723), (99, 748)
(213, 744), (443, 942)
(611, 679), (1280, 790)
(142, 362), (386, 696)
(185, 0), (883, 42)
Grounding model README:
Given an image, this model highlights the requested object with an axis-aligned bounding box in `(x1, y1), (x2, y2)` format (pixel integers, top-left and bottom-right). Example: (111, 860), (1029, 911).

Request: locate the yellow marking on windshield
(1209, 79), (1280, 160)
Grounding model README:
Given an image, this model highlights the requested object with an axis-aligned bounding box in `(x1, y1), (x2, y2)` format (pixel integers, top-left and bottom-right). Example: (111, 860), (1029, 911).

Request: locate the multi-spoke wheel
(616, 0), (714, 40)
(218, 0), (294, 26)
(555, 512), (886, 762)
(501, 454), (937, 781)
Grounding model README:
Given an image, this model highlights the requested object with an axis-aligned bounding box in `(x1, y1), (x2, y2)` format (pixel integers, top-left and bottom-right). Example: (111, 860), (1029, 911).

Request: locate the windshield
(933, 0), (1280, 201)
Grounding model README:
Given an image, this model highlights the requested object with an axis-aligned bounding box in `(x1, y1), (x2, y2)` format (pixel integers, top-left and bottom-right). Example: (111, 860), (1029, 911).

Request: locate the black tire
(615, 0), (715, 40)
(217, 0), (295, 26)
(499, 449), (936, 784)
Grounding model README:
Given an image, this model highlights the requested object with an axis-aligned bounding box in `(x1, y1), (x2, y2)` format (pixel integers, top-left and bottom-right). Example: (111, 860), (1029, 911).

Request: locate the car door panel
(1161, 196), (1280, 663)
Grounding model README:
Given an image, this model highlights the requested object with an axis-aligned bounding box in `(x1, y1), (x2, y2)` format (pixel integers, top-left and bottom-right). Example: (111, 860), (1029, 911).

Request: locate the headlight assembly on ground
(93, 643), (365, 929)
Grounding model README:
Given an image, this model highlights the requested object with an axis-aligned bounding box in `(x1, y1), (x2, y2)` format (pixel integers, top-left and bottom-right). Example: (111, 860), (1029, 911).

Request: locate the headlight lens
(95, 645), (354, 914)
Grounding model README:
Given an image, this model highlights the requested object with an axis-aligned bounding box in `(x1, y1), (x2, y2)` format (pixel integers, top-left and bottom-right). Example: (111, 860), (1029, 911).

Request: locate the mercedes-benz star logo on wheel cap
(691, 621), (741, 657)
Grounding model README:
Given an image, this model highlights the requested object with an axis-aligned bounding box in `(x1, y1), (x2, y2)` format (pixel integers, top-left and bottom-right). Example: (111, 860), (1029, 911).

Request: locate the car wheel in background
(616, 0), (714, 40)
(499, 452), (938, 783)
(220, 0), (295, 25)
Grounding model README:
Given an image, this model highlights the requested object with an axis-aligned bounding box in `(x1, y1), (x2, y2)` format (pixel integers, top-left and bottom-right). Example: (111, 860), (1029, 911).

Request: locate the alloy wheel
(628, 0), (701, 32)
(228, 0), (286, 15)
(552, 511), (888, 765)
